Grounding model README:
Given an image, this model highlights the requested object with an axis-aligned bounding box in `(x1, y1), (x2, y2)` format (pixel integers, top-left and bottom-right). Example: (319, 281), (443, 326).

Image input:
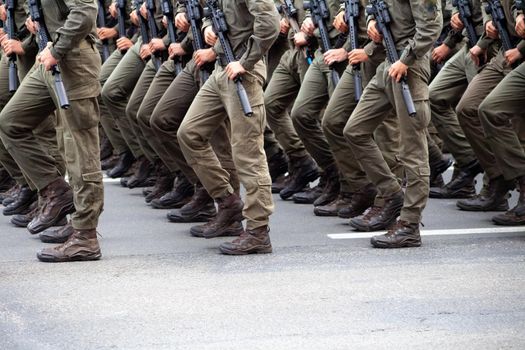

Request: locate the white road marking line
(328, 227), (525, 240)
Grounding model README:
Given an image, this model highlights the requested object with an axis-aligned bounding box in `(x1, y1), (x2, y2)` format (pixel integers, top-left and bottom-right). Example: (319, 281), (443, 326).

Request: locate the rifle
(342, 0), (362, 101)
(304, 0), (341, 86)
(185, 0), (210, 84)
(203, 0), (253, 117)
(277, 0), (315, 65)
(97, 0), (111, 62)
(28, 0), (70, 109)
(144, 0), (163, 70)
(161, 0), (184, 75)
(366, 0), (416, 117)
(484, 0), (514, 52)
(452, 0), (479, 48)
(5, 0), (18, 92)
(517, 0), (525, 11)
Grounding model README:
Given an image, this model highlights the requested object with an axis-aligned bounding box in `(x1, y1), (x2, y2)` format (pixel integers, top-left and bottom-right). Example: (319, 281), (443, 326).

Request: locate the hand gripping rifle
(304, 0), (341, 86)
(116, 0), (129, 53)
(278, 0), (315, 65)
(144, 0), (163, 70)
(184, 0), (210, 84)
(203, 0), (253, 117)
(342, 0), (362, 101)
(366, 0), (416, 117)
(161, 0), (184, 75)
(97, 0), (111, 62)
(28, 0), (70, 109)
(452, 0), (479, 48)
(5, 0), (19, 92)
(485, 0), (515, 52)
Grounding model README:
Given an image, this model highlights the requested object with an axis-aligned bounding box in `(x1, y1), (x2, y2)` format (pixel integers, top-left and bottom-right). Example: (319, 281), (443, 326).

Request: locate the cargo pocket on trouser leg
(71, 170), (104, 230)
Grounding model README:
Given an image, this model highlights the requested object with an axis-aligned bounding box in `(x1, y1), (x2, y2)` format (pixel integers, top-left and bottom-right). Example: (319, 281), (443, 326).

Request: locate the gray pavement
(0, 171), (524, 349)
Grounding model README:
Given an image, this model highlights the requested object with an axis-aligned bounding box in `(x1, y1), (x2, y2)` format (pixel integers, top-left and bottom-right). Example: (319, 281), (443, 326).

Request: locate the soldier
(344, 0), (442, 248)
(177, 0), (280, 254)
(476, 3), (525, 226)
(455, 0), (524, 212)
(0, 0), (103, 262)
(429, 0), (492, 200)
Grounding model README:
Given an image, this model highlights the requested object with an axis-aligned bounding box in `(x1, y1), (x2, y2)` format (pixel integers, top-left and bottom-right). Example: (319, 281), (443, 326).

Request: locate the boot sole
(151, 196), (192, 209)
(491, 216), (525, 226)
(27, 202), (76, 235)
(168, 211), (216, 223)
(313, 208), (339, 217)
(456, 202), (509, 212)
(36, 251), (101, 263)
(371, 238), (422, 249)
(219, 245), (273, 255)
(195, 227), (244, 238)
(429, 189), (476, 199)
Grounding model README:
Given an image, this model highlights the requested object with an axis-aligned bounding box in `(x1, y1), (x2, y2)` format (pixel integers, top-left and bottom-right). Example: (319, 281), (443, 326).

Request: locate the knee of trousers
(478, 98), (507, 136)
(176, 122), (200, 153)
(455, 100), (479, 128)
(321, 113), (345, 139)
(136, 107), (150, 130)
(101, 81), (126, 106)
(343, 120), (372, 148)
(0, 109), (23, 141)
(290, 108), (317, 135)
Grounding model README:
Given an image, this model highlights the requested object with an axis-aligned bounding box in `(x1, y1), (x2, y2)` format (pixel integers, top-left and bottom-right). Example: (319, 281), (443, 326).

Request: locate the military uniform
(345, 0), (442, 247)
(0, 0), (103, 262)
(178, 0), (280, 254)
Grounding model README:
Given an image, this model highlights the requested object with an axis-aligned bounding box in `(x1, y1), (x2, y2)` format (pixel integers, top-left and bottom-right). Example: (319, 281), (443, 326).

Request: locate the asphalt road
(0, 170), (524, 350)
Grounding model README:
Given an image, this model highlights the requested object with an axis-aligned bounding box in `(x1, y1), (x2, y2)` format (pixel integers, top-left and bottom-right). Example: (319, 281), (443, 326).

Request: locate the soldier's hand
(3, 39), (24, 56)
(194, 48), (216, 67)
(175, 13), (190, 32)
(348, 49), (369, 65)
(140, 3), (148, 19)
(280, 18), (290, 35)
(149, 38), (166, 53)
(485, 21), (499, 39)
(450, 13), (464, 31)
(301, 18), (315, 36)
(139, 44), (153, 60)
(117, 37), (134, 51)
(432, 43), (452, 64)
(98, 27), (118, 40)
(25, 18), (37, 35)
(225, 61), (246, 80)
(323, 48), (347, 66)
(168, 42), (186, 58)
(162, 16), (168, 29)
(37, 47), (58, 71)
(469, 45), (486, 66)
(204, 26), (218, 46)
(333, 11), (348, 33)
(130, 11), (140, 26)
(388, 60), (408, 83)
(367, 20), (382, 43)
(0, 5), (6, 22)
(0, 29), (6, 46)
(516, 14), (525, 38)
(294, 32), (308, 47)
(109, 3), (117, 18)
(504, 48), (523, 66)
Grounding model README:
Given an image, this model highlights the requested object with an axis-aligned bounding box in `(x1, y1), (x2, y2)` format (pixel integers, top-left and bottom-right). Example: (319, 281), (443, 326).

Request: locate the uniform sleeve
(238, 0), (280, 71)
(51, 0), (98, 60)
(399, 0), (443, 66)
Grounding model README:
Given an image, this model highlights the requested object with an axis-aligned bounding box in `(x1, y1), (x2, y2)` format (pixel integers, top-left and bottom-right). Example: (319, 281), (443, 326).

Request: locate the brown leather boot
(313, 192), (353, 217)
(349, 191), (404, 232)
(492, 176), (525, 226)
(37, 228), (101, 262)
(189, 192), (244, 238)
(219, 225), (272, 255)
(456, 176), (513, 212)
(267, 149), (289, 182)
(371, 220), (421, 248)
(312, 164), (340, 207)
(338, 183), (377, 219)
(151, 175), (194, 209)
(168, 183), (217, 223)
(144, 163), (175, 203)
(27, 178), (75, 235)
(127, 156), (155, 189)
(39, 222), (74, 243)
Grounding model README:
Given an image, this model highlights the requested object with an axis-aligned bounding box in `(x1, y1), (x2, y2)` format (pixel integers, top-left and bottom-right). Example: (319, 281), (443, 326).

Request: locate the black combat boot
(219, 225), (272, 255)
(99, 135), (114, 161)
(371, 220), (421, 248)
(144, 163), (175, 203)
(2, 184), (21, 206)
(456, 175), (513, 211)
(0, 169), (15, 192)
(151, 175), (194, 209)
(313, 192), (353, 217)
(279, 155), (319, 200)
(429, 155), (453, 187)
(338, 183), (377, 219)
(2, 185), (38, 216)
(312, 164), (340, 207)
(101, 154), (119, 171)
(292, 174), (327, 204)
(39, 222), (74, 243)
(429, 160), (482, 198)
(107, 150), (135, 178)
(267, 149), (289, 182)
(126, 156), (155, 189)
(190, 192), (244, 238)
(349, 191), (404, 231)
(492, 176), (525, 225)
(167, 183), (217, 223)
